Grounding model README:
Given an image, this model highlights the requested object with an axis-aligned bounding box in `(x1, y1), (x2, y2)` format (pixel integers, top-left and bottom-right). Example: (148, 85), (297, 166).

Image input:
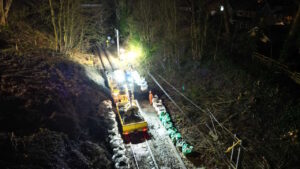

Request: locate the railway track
(95, 45), (158, 168)
(94, 45), (115, 70)
(95, 45), (188, 169)
(100, 45), (115, 70)
(94, 45), (114, 88)
(128, 136), (159, 169)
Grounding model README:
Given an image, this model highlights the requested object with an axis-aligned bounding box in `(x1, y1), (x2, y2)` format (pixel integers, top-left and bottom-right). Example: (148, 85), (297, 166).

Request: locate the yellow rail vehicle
(111, 86), (129, 103)
(116, 100), (148, 135)
(107, 70), (148, 135)
(107, 73), (128, 103)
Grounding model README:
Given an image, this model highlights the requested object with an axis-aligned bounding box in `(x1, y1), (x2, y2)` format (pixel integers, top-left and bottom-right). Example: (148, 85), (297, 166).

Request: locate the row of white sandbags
(103, 100), (130, 169)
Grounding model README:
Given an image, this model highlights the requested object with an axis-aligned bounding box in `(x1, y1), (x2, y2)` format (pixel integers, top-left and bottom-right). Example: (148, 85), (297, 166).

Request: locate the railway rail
(128, 136), (159, 169)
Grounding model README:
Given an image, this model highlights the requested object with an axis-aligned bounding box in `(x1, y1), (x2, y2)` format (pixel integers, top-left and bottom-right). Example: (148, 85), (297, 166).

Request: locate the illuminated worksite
(1, 0), (300, 169)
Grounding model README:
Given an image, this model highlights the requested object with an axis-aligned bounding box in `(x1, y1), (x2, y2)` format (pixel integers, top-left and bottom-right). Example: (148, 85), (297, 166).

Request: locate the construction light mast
(115, 28), (120, 59)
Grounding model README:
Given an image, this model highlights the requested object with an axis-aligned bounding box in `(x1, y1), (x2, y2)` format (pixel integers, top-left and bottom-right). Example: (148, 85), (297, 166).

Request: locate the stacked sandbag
(152, 97), (193, 156)
(103, 100), (130, 169)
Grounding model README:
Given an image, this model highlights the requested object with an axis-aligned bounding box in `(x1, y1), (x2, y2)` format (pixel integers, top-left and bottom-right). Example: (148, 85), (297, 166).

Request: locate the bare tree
(288, 2), (300, 38)
(0, 0), (12, 26)
(223, 0), (230, 38)
(49, 0), (58, 51)
(280, 2), (300, 61)
(58, 0), (63, 51)
(48, 0), (86, 52)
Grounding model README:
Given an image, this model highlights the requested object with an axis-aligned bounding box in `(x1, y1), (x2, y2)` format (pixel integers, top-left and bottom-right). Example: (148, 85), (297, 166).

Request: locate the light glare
(114, 70), (125, 83)
(220, 5), (224, 11)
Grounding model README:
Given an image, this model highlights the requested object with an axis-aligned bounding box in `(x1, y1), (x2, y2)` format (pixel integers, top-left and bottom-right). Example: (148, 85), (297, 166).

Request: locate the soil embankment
(0, 53), (113, 169)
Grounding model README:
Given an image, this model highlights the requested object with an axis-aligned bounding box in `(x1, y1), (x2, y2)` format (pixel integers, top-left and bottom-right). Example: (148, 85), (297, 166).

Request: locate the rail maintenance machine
(106, 70), (148, 136)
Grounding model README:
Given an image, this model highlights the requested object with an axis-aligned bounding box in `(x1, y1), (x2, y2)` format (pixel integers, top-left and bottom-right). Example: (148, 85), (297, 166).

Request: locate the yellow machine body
(107, 71), (148, 135)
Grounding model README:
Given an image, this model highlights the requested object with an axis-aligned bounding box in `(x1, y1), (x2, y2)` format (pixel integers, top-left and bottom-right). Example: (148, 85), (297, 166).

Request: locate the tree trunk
(63, 0), (67, 50)
(0, 0), (12, 26)
(78, 24), (84, 52)
(64, 0), (70, 50)
(0, 0), (5, 25)
(49, 0), (58, 51)
(280, 2), (300, 61)
(191, 0), (196, 60)
(58, 0), (63, 51)
(173, 0), (179, 69)
(200, 13), (209, 61)
(223, 0), (230, 38)
(4, 0), (11, 20)
(69, 0), (75, 49)
(289, 3), (300, 38)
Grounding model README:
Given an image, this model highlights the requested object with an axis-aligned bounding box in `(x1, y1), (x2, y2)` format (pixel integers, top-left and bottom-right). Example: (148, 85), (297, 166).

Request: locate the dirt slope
(0, 53), (113, 169)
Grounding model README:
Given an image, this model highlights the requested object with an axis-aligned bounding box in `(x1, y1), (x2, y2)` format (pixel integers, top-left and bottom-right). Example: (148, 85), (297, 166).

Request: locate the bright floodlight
(220, 5), (224, 11)
(126, 44), (143, 62)
(114, 70), (125, 83)
(127, 51), (139, 61)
